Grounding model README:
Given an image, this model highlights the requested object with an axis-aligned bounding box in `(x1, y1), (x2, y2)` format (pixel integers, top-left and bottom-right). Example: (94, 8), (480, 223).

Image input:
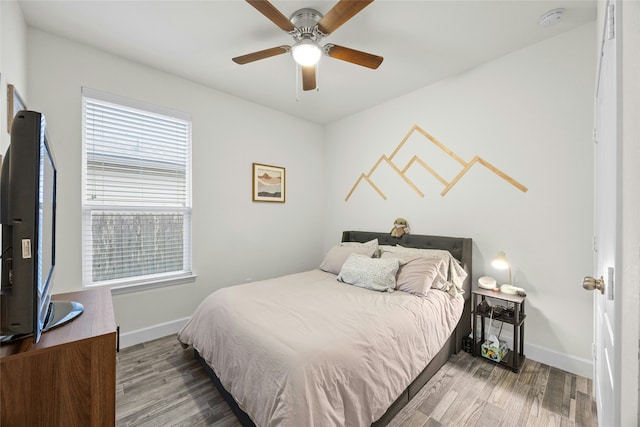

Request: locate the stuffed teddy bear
(390, 218), (409, 238)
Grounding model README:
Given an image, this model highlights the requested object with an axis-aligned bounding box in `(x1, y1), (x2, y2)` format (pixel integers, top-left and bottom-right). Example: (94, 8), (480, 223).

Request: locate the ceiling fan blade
(317, 0), (374, 35)
(301, 66), (316, 91)
(325, 44), (383, 69)
(232, 46), (289, 64)
(246, 0), (296, 32)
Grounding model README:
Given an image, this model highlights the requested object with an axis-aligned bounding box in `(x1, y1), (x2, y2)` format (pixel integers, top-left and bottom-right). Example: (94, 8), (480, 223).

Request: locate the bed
(177, 231), (472, 426)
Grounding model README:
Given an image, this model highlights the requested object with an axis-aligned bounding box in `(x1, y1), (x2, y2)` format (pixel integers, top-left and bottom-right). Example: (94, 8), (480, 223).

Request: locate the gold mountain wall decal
(345, 124), (528, 201)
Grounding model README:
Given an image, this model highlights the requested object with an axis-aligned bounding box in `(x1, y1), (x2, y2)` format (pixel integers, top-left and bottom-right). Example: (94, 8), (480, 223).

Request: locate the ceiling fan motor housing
(290, 8), (324, 41)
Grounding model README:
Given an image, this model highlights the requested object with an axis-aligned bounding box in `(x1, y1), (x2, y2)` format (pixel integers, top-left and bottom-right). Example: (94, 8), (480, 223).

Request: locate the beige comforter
(177, 269), (463, 427)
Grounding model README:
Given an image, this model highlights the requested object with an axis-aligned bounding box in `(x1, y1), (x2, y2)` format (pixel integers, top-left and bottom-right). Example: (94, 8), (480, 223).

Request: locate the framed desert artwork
(252, 163), (285, 203)
(7, 84), (26, 134)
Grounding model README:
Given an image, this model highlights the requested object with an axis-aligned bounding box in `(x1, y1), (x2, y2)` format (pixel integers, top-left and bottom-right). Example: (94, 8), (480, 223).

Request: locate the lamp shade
(492, 251), (512, 285)
(491, 251), (509, 270)
(291, 39), (322, 66)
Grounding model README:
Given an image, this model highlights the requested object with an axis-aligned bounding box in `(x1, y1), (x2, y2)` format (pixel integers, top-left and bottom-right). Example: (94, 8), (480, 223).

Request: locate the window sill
(86, 273), (197, 295)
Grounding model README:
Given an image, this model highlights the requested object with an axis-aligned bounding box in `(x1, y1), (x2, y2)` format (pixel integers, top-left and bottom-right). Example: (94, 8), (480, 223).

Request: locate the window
(81, 88), (193, 292)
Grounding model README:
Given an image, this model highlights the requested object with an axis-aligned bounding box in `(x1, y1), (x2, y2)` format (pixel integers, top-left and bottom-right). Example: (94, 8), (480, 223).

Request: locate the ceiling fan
(232, 0), (383, 91)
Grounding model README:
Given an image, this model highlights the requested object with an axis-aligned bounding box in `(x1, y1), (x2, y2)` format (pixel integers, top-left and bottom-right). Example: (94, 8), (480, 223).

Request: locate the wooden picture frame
(7, 84), (26, 134)
(252, 163), (285, 202)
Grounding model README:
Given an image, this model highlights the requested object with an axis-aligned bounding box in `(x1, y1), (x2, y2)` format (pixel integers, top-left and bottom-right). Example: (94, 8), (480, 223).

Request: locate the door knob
(583, 276), (605, 294)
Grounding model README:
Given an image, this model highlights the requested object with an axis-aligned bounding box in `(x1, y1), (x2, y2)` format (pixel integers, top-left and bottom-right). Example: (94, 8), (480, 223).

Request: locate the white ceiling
(19, 0), (596, 125)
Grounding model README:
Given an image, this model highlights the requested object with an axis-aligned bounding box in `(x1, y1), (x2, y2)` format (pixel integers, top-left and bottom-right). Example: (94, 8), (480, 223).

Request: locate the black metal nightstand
(471, 286), (526, 372)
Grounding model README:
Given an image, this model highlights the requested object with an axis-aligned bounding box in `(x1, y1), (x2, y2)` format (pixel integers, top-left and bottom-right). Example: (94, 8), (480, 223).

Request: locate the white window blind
(81, 88), (192, 290)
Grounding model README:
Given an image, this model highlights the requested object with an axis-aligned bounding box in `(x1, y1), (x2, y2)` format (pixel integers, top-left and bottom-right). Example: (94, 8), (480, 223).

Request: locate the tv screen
(36, 120), (56, 338)
(1, 110), (81, 344)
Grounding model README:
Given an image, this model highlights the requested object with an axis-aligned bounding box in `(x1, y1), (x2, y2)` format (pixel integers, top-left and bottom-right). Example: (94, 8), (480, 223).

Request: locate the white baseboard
(497, 335), (593, 379)
(119, 317), (190, 349)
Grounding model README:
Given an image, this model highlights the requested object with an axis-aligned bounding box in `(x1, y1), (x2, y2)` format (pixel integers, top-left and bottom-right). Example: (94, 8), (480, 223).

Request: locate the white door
(592, 1), (619, 425)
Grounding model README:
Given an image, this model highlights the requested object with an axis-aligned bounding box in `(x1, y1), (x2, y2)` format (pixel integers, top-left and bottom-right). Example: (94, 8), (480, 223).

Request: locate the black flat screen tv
(1, 110), (82, 344)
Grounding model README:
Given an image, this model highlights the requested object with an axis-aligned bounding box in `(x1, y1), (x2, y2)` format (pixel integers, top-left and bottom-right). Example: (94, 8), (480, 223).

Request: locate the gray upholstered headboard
(341, 230), (473, 352)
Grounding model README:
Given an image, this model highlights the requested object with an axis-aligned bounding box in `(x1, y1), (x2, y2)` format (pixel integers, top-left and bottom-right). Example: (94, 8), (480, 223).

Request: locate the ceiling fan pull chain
(295, 63), (301, 101)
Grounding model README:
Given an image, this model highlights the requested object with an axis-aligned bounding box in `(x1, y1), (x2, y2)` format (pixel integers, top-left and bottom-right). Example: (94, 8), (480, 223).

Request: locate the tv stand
(44, 300), (84, 331)
(0, 288), (116, 426)
(0, 300), (84, 345)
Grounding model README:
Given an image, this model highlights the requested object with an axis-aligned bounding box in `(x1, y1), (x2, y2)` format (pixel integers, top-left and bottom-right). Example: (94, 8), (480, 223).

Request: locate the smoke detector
(539, 8), (565, 27)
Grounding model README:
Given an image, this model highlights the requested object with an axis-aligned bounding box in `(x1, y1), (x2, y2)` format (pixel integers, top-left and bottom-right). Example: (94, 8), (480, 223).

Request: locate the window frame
(81, 87), (195, 294)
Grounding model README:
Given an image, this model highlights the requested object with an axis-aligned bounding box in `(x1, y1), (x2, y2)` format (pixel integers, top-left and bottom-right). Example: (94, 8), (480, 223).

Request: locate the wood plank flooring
(116, 335), (598, 427)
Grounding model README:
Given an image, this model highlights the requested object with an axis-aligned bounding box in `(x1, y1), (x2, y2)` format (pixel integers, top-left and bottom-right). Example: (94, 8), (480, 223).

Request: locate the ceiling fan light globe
(291, 40), (322, 66)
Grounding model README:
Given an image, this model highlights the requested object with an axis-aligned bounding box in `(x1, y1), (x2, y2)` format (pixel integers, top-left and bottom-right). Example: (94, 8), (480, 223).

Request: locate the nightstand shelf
(473, 309), (526, 327)
(471, 286), (526, 373)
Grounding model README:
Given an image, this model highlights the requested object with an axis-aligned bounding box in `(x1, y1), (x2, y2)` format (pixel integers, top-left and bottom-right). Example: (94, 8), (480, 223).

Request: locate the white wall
(324, 23), (596, 377)
(15, 7), (599, 377)
(26, 29), (326, 338)
(1, 0), (28, 151)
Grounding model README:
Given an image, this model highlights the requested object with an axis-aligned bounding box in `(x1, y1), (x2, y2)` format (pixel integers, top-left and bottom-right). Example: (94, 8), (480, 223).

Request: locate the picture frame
(252, 163), (285, 203)
(7, 84), (27, 134)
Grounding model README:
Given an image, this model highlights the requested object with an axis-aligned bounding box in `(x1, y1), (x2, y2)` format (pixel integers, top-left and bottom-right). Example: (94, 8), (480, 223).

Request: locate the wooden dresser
(1, 287), (117, 426)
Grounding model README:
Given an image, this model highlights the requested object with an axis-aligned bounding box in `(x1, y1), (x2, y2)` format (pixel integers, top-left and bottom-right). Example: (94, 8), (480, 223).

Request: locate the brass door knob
(583, 276), (605, 294)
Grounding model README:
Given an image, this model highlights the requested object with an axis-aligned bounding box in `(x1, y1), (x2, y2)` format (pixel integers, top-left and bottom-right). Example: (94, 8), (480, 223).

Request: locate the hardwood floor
(116, 335), (598, 427)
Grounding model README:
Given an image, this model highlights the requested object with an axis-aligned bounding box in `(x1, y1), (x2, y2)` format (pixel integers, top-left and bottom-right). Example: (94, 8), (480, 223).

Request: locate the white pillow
(319, 245), (377, 275)
(341, 238), (380, 257)
(340, 238), (378, 247)
(337, 253), (400, 292)
(381, 245), (451, 260)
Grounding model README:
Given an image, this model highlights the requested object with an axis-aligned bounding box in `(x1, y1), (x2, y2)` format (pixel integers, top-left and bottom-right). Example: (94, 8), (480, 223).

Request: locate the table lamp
(492, 251), (511, 286)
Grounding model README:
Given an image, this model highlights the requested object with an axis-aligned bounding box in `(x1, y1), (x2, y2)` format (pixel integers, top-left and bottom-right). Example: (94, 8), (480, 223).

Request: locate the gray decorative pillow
(319, 245), (377, 275)
(337, 253), (401, 292)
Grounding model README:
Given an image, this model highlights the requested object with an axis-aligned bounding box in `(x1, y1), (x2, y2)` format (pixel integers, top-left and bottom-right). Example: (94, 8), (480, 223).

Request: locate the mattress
(177, 269), (464, 427)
